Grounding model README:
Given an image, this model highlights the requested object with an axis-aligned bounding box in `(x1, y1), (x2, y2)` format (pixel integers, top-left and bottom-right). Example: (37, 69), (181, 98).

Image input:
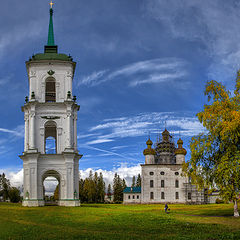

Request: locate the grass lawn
(0, 203), (240, 240)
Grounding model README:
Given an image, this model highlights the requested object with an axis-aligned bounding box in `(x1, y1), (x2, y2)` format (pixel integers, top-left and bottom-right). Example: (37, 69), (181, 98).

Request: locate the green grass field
(0, 203), (240, 240)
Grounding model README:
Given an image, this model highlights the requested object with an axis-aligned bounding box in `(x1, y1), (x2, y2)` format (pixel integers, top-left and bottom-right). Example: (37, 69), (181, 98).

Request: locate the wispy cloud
(80, 112), (205, 145)
(0, 125), (24, 138)
(86, 138), (114, 145)
(80, 145), (137, 162)
(0, 20), (44, 59)
(79, 70), (109, 86)
(145, 0), (240, 81)
(129, 71), (187, 87)
(78, 58), (188, 87)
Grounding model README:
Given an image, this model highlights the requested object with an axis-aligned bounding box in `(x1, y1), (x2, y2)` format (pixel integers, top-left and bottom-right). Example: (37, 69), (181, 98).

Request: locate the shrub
(215, 198), (224, 204)
(8, 187), (21, 203)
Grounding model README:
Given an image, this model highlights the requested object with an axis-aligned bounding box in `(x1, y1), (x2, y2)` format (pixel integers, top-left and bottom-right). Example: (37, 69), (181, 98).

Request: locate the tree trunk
(234, 199), (239, 217)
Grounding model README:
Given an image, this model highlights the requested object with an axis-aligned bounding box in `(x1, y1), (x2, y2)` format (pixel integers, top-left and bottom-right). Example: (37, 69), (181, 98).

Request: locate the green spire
(47, 8), (55, 46)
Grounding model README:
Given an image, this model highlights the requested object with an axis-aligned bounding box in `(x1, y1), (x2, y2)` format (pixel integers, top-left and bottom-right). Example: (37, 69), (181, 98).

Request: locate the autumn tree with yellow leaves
(184, 73), (240, 217)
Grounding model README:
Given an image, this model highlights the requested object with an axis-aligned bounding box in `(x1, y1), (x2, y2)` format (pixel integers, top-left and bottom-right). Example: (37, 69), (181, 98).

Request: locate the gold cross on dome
(49, 1), (54, 9)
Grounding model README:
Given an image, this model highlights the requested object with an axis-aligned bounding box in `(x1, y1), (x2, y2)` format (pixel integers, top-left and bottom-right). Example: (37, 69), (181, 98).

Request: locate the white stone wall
(23, 102), (79, 154)
(21, 60), (81, 207)
(141, 164), (188, 203)
(123, 193), (141, 204)
(26, 61), (74, 103)
(176, 154), (185, 164)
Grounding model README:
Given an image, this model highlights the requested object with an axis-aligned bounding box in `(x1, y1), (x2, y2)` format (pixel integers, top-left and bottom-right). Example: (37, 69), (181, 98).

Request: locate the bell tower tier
(20, 4), (82, 207)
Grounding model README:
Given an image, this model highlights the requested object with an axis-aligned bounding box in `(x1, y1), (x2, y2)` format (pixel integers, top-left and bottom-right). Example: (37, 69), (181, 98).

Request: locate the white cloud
(0, 169), (23, 188)
(2, 164), (141, 194)
(79, 164), (141, 187)
(78, 58), (188, 87)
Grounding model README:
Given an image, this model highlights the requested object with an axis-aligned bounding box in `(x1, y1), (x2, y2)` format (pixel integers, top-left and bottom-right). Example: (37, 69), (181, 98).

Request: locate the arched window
(175, 180), (179, 188)
(45, 78), (56, 102)
(45, 121), (57, 154)
(150, 180), (154, 188)
(161, 180), (165, 188)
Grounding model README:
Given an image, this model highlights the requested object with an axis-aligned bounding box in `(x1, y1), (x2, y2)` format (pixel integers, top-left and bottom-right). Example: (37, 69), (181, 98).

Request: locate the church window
(128, 195), (130, 199)
(188, 192), (192, 200)
(149, 172), (154, 175)
(150, 180), (154, 188)
(161, 180), (165, 188)
(133, 195), (135, 199)
(175, 180), (179, 188)
(161, 192), (165, 199)
(175, 172), (179, 176)
(137, 195), (139, 199)
(160, 171), (165, 175)
(150, 192), (154, 199)
(176, 192), (179, 199)
(45, 78), (56, 102)
(45, 121), (57, 154)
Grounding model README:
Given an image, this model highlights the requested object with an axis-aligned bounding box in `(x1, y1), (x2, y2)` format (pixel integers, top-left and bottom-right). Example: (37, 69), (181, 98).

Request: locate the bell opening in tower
(45, 121), (57, 154)
(45, 77), (56, 102)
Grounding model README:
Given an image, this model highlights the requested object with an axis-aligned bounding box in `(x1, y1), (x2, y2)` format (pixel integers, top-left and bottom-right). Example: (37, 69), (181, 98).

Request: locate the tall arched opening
(42, 170), (61, 206)
(45, 121), (57, 154)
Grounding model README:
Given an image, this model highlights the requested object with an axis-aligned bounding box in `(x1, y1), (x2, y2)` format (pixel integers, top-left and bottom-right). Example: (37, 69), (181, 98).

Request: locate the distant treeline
(0, 171), (141, 204)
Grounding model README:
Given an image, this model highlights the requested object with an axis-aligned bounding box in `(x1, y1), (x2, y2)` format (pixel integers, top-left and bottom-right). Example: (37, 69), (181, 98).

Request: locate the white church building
(124, 129), (207, 204)
(20, 4), (82, 207)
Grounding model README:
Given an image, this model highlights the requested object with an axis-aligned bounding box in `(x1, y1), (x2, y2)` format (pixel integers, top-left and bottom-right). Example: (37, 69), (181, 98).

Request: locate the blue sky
(0, 0), (240, 185)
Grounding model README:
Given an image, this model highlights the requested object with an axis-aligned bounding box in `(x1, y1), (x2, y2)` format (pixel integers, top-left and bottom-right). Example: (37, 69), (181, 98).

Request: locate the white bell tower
(20, 3), (82, 207)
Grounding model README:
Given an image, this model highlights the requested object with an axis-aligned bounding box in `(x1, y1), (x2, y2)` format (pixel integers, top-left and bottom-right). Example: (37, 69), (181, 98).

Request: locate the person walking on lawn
(164, 203), (168, 213)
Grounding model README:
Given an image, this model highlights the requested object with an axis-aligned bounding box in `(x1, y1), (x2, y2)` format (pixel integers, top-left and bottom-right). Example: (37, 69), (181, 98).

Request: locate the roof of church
(27, 5), (74, 63)
(123, 187), (141, 193)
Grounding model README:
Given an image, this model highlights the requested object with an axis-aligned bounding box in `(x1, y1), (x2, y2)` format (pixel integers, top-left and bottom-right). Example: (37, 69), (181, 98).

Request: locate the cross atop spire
(49, 1), (54, 9)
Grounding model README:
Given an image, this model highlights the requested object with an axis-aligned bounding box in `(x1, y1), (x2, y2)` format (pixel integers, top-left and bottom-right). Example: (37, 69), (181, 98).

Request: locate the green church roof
(28, 4), (74, 63)
(123, 187), (141, 193)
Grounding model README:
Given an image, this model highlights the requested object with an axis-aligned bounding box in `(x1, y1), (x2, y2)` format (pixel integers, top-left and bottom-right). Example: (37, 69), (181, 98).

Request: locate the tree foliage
(131, 176), (136, 187)
(183, 76), (240, 217)
(8, 187), (21, 203)
(0, 173), (10, 201)
(53, 184), (59, 201)
(107, 184), (112, 200)
(79, 171), (106, 203)
(136, 174), (141, 187)
(113, 173), (126, 203)
(0, 173), (20, 203)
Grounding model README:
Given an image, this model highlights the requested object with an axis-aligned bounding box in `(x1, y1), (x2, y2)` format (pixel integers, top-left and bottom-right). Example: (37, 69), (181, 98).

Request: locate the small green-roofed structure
(123, 187), (141, 193)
